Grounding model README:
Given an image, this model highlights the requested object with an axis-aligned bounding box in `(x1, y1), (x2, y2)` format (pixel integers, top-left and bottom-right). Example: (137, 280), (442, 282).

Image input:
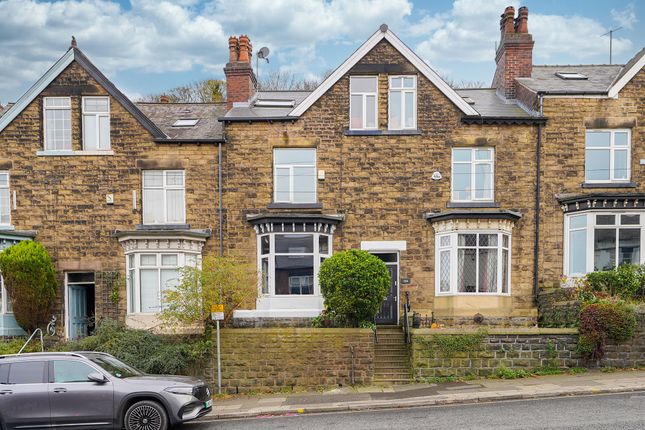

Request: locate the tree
(258, 70), (322, 91)
(0, 241), (57, 332)
(318, 249), (390, 327)
(159, 256), (257, 327)
(440, 75), (486, 89)
(140, 79), (225, 103)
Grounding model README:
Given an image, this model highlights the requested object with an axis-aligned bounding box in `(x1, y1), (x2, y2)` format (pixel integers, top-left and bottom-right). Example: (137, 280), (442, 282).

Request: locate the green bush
(577, 302), (637, 360)
(0, 338), (40, 355)
(318, 249), (390, 327)
(584, 264), (645, 301)
(63, 319), (211, 375)
(0, 241), (57, 332)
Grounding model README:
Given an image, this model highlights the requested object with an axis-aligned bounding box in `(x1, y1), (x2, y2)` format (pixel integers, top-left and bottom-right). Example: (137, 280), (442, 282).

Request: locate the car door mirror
(87, 372), (107, 384)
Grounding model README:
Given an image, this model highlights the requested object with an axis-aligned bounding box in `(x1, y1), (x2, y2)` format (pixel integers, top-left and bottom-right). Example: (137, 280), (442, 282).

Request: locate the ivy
(418, 330), (487, 357)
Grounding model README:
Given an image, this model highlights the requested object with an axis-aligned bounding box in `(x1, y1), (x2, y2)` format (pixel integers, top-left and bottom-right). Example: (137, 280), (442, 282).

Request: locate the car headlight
(164, 386), (194, 396)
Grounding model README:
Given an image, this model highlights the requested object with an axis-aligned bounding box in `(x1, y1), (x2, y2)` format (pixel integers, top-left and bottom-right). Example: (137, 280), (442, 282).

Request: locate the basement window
(555, 72), (588, 80)
(172, 119), (199, 127)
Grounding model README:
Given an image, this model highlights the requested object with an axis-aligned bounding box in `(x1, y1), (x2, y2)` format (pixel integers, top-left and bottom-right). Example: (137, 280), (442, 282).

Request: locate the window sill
(446, 202), (500, 208)
(0, 225), (15, 231)
(581, 182), (637, 188)
(135, 223), (191, 231)
(267, 203), (323, 210)
(343, 129), (422, 136)
(36, 150), (114, 157)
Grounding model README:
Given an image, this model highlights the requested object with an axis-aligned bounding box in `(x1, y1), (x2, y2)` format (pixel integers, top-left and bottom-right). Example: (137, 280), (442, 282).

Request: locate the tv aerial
(256, 47), (270, 85)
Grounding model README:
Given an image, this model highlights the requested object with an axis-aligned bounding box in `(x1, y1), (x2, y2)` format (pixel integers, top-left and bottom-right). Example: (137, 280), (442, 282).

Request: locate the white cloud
(611, 3), (637, 29)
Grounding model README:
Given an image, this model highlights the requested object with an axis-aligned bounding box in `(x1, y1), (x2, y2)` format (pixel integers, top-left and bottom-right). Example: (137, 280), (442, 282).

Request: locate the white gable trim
(0, 49), (75, 133)
(289, 28), (479, 117)
(608, 53), (645, 98)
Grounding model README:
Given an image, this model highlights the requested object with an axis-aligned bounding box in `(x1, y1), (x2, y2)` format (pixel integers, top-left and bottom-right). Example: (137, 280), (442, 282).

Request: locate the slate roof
(516, 64), (624, 94)
(136, 102), (226, 141)
(0, 103), (14, 118)
(455, 89), (532, 118)
(224, 91), (311, 119)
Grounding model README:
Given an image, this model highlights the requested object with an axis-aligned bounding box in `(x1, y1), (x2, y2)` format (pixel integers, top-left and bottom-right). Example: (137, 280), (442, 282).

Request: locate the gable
(608, 48), (645, 98)
(0, 48), (166, 139)
(289, 26), (479, 117)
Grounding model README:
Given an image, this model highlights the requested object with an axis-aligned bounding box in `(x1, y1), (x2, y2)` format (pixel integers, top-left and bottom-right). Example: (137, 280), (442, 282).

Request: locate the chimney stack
(492, 5), (534, 99)
(224, 34), (257, 111)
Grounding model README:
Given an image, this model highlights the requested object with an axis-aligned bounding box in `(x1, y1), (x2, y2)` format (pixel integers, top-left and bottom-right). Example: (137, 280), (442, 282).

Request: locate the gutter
(218, 116), (297, 123)
(153, 138), (225, 144)
(461, 116), (546, 125)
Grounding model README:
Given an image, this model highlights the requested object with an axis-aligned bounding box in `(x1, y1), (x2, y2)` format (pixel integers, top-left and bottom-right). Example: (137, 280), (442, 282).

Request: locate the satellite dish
(258, 46), (270, 63)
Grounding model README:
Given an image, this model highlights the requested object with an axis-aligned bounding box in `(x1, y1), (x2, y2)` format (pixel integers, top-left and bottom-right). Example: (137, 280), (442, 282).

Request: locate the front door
(374, 253), (398, 325)
(66, 273), (95, 340)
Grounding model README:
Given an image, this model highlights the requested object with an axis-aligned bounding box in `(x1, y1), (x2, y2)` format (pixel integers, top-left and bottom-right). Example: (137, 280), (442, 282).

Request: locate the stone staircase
(373, 326), (412, 384)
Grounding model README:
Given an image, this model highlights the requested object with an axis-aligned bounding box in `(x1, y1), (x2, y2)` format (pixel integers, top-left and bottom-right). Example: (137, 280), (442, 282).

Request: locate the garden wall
(602, 306), (645, 368)
(199, 328), (374, 393)
(411, 328), (581, 379)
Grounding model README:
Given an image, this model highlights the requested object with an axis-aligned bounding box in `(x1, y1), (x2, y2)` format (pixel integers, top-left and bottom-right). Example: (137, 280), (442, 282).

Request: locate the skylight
(555, 72), (588, 80)
(172, 119), (199, 127)
(462, 97), (475, 105)
(254, 99), (296, 108)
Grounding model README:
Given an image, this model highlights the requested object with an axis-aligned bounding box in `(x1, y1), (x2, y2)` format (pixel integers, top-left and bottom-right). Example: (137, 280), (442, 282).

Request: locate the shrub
(577, 302), (637, 360)
(0, 241), (57, 332)
(0, 338), (40, 355)
(63, 319), (211, 375)
(318, 250), (390, 327)
(160, 255), (257, 327)
(584, 264), (645, 301)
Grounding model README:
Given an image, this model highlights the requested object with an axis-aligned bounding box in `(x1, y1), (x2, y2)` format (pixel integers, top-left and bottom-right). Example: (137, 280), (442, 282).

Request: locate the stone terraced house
(0, 6), (643, 337)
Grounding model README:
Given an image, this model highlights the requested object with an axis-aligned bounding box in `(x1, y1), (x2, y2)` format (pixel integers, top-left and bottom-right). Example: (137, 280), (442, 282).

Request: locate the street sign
(211, 304), (224, 321)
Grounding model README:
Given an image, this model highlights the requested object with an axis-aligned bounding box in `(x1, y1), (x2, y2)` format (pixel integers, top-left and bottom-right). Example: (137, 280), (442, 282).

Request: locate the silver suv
(0, 351), (212, 430)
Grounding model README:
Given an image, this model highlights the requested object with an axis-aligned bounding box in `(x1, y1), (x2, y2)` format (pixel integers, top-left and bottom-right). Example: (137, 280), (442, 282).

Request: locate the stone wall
(601, 307), (645, 368)
(411, 328), (581, 379)
(202, 328), (374, 393)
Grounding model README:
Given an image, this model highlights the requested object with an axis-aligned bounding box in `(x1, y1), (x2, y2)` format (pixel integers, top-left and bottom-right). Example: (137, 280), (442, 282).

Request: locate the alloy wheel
(127, 404), (163, 430)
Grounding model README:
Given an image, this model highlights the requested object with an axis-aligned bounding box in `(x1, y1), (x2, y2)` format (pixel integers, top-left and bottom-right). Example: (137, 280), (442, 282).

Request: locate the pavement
(197, 369), (645, 422)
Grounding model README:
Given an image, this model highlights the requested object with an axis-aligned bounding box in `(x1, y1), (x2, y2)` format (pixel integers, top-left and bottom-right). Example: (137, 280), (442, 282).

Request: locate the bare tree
(139, 79), (225, 103)
(258, 70), (321, 91)
(440, 75), (487, 89)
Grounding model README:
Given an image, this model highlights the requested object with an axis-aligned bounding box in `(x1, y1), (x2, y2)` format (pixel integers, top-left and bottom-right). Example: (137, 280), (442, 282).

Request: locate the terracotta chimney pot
(160, 95), (169, 103)
(228, 36), (239, 63)
(515, 6), (529, 33)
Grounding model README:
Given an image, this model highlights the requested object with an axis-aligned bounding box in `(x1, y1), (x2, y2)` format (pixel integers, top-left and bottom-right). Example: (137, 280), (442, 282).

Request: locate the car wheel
(124, 400), (168, 430)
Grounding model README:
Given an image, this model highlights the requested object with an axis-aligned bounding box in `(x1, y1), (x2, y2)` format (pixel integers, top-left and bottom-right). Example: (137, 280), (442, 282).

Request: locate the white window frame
(585, 129), (631, 183)
(82, 96), (110, 151)
(435, 230), (511, 296)
(125, 251), (198, 314)
(388, 75), (417, 130)
(142, 170), (186, 225)
(349, 76), (378, 130)
(273, 148), (317, 203)
(0, 275), (12, 314)
(451, 148), (495, 202)
(563, 210), (645, 277)
(257, 232), (331, 298)
(43, 97), (72, 151)
(0, 171), (10, 227)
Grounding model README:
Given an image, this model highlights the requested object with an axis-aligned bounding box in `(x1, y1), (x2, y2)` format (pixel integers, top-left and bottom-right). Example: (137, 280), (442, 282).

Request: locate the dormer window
(555, 72), (587, 80)
(172, 119), (199, 127)
(349, 76), (378, 130)
(388, 76), (416, 130)
(254, 99), (296, 108)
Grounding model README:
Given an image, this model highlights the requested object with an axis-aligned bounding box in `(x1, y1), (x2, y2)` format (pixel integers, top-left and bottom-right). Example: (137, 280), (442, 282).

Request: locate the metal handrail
(403, 292), (411, 344)
(18, 328), (44, 354)
(373, 315), (378, 344)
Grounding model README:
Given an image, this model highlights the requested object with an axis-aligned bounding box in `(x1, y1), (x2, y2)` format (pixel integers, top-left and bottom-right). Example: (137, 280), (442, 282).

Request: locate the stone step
(375, 346), (409, 352)
(373, 378), (414, 385)
(375, 359), (409, 366)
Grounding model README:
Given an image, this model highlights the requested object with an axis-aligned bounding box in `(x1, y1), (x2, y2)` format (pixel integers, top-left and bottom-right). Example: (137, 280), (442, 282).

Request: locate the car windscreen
(87, 355), (143, 378)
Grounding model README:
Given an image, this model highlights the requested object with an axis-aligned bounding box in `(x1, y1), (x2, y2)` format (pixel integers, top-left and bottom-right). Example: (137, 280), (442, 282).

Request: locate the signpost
(211, 304), (224, 394)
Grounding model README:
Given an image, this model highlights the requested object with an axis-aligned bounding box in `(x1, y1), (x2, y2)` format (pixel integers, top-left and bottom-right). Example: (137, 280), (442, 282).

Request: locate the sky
(0, 0), (643, 103)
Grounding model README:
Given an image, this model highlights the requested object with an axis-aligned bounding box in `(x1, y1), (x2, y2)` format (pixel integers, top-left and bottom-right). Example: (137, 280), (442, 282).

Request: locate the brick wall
(201, 328), (374, 392)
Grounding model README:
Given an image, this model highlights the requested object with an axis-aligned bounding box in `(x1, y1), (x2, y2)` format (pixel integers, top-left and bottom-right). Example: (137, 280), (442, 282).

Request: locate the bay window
(565, 211), (642, 276)
(388, 76), (416, 130)
(436, 231), (510, 295)
(452, 148), (494, 202)
(43, 97), (72, 151)
(126, 252), (198, 314)
(585, 129), (630, 182)
(349, 76), (378, 130)
(258, 232), (331, 297)
(142, 170), (185, 225)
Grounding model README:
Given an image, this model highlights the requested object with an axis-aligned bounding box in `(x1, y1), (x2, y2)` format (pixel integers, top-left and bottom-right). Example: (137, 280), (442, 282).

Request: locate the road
(183, 392), (645, 430)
